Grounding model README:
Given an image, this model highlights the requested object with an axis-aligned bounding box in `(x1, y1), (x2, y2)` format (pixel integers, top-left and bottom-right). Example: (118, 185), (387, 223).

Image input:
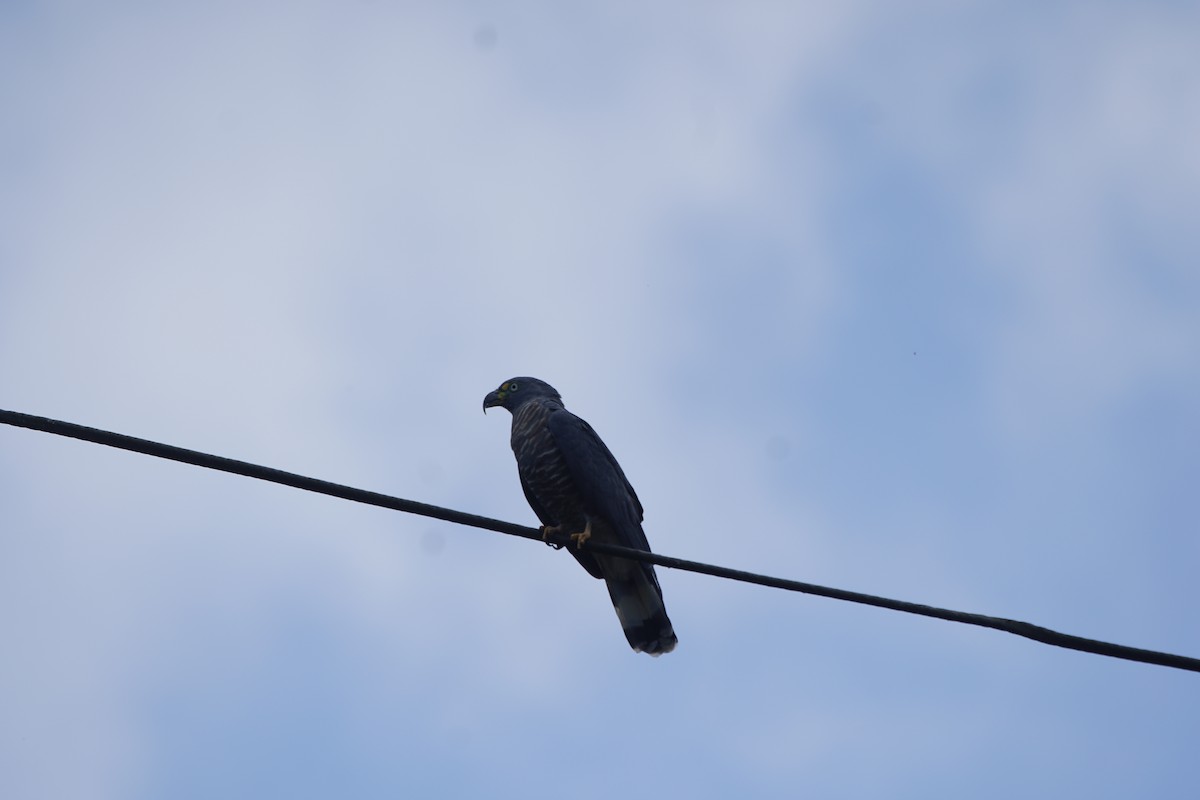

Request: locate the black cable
(3, 408), (1197, 674)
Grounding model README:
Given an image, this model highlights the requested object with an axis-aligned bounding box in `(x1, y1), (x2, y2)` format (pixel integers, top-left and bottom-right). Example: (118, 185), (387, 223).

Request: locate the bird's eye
(509, 382), (519, 391)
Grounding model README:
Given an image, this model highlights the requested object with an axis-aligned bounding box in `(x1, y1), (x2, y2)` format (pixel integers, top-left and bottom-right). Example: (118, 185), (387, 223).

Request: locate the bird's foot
(541, 524), (563, 541)
(570, 520), (593, 549)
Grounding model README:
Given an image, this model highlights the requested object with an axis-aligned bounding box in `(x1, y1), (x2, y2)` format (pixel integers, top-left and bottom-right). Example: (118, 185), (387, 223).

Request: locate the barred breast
(510, 398), (585, 525)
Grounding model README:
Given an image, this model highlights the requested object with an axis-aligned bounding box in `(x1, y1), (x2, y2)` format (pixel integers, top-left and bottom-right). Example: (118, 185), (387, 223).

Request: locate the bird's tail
(606, 567), (678, 656)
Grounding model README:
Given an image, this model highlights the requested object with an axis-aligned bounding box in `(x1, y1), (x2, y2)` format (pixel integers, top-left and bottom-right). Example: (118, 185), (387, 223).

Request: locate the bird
(483, 377), (677, 655)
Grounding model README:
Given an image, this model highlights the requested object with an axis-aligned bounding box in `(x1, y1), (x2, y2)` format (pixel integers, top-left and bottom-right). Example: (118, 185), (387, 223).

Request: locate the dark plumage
(483, 377), (677, 655)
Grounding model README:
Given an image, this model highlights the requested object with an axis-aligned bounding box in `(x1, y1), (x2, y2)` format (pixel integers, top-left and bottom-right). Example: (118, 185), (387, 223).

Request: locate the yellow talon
(570, 520), (593, 549)
(541, 524), (563, 541)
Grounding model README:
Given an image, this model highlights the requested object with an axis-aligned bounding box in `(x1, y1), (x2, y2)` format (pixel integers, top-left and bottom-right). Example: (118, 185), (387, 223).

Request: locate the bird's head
(483, 377), (562, 414)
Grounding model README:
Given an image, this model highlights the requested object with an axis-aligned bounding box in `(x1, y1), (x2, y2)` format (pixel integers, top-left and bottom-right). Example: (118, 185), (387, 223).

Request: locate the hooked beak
(482, 389), (503, 414)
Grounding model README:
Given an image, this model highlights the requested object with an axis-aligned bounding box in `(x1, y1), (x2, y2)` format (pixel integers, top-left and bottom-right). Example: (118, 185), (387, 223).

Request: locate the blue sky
(2, 2), (1198, 798)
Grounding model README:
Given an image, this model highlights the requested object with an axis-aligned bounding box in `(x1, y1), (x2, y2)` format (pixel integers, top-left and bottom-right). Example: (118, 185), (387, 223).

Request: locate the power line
(2, 407), (1197, 674)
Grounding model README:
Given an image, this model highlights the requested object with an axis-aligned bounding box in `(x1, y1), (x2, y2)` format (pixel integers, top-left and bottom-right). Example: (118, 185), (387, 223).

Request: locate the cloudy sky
(2, 1), (1198, 798)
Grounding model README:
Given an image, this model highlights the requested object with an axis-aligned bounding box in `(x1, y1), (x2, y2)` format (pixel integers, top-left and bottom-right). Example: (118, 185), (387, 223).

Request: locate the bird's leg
(570, 519), (593, 549)
(541, 524), (563, 542)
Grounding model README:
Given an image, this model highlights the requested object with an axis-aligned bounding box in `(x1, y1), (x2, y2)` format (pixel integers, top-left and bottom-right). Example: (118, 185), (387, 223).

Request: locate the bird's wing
(546, 408), (650, 552)
(519, 467), (604, 579)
